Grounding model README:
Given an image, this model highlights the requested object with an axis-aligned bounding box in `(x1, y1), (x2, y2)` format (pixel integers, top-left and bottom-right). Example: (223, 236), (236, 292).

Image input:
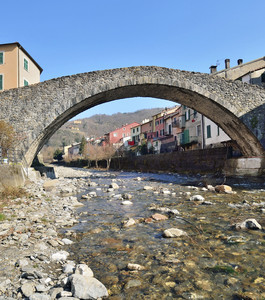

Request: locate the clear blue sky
(2, 0), (265, 118)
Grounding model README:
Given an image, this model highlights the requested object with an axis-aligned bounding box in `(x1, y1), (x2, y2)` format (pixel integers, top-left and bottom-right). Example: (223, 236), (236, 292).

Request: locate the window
(24, 58), (29, 71)
(168, 124), (172, 135)
(0, 52), (3, 65)
(207, 125), (211, 138)
(137, 127), (139, 132)
(197, 125), (201, 136)
(133, 129), (135, 133)
(217, 126), (220, 136)
(0, 74), (3, 90)
(194, 110), (197, 118)
(24, 79), (29, 86)
(185, 109), (190, 121)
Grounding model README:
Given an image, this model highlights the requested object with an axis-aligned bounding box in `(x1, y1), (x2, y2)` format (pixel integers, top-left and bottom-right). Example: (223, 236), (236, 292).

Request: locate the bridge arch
(0, 66), (264, 166)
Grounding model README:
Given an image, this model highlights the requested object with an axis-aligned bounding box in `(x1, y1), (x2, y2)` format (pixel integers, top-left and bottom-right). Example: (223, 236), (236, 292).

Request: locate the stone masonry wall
(111, 148), (229, 175)
(0, 66), (265, 165)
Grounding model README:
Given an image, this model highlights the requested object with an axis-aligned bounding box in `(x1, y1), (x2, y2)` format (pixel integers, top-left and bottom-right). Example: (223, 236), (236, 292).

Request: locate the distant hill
(45, 107), (166, 148)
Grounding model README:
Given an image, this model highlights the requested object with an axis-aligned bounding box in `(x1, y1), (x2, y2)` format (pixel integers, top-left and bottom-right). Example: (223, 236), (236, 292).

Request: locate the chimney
(237, 59), (243, 65)
(210, 65), (217, 74)
(225, 59), (230, 69)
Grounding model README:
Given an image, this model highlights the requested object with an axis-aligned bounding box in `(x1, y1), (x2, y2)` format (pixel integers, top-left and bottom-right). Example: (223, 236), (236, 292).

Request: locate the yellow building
(0, 42), (43, 91)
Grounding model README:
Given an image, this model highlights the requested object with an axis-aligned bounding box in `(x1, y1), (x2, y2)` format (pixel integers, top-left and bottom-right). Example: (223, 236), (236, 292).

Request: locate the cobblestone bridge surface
(0, 66), (264, 165)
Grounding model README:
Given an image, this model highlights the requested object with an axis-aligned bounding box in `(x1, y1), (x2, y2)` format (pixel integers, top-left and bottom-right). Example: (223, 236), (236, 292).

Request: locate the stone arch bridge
(0, 66), (264, 167)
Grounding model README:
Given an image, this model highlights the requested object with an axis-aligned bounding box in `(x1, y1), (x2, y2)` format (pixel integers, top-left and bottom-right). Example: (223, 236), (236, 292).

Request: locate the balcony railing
(180, 135), (199, 145)
(172, 120), (180, 128)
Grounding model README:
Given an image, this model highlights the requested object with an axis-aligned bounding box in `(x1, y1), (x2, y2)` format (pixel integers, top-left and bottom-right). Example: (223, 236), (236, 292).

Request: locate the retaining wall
(110, 148), (229, 175)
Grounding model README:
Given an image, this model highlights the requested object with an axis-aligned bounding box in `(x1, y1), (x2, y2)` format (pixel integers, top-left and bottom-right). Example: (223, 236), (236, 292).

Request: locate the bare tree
(101, 144), (116, 170)
(84, 143), (103, 168)
(0, 120), (16, 157)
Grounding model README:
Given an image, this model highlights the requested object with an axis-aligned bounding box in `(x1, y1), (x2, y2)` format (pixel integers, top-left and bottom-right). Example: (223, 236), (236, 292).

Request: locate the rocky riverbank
(0, 166), (265, 299)
(0, 166), (109, 300)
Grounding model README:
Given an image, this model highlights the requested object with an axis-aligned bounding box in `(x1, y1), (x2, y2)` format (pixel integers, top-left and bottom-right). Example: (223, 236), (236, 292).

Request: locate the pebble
(189, 195), (205, 201)
(163, 228), (188, 238)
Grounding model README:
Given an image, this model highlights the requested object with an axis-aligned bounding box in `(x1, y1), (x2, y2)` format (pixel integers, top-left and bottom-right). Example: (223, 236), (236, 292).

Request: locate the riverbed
(0, 166), (264, 299)
(58, 167), (265, 299)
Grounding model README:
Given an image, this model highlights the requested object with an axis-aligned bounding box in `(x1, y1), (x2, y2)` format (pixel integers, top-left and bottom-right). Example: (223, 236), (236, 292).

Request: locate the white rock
(233, 218), (262, 230)
(63, 262), (76, 274)
(51, 251), (69, 262)
(121, 200), (133, 205)
(59, 291), (73, 297)
(75, 264), (94, 277)
(62, 238), (73, 245)
(88, 191), (97, 197)
(123, 218), (136, 227)
(109, 182), (119, 189)
(189, 195), (205, 201)
(143, 186), (153, 190)
(21, 282), (35, 297)
(127, 263), (145, 271)
(70, 274), (108, 299)
(163, 228), (188, 238)
(29, 293), (51, 300)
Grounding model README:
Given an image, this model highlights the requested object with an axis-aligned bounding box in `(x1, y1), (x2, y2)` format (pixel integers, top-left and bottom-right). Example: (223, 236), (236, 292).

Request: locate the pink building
(108, 122), (140, 146)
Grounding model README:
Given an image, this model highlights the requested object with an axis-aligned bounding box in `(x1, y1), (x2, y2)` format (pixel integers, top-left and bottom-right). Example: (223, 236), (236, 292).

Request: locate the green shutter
(24, 58), (28, 71)
(0, 75), (3, 90)
(24, 79), (29, 86)
(0, 53), (3, 64)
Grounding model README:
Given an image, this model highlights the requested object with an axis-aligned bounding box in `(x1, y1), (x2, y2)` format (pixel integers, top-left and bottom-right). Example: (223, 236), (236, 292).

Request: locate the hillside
(45, 107), (165, 148)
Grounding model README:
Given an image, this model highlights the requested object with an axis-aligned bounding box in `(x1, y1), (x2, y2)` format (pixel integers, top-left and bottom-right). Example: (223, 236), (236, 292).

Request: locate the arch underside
(25, 83), (265, 166)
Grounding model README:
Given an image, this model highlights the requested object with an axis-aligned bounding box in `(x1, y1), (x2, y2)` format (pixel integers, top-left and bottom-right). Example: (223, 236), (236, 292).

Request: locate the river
(56, 168), (265, 299)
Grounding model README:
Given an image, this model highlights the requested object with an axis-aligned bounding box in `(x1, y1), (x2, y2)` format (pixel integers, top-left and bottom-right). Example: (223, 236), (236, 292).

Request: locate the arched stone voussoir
(0, 66), (264, 166)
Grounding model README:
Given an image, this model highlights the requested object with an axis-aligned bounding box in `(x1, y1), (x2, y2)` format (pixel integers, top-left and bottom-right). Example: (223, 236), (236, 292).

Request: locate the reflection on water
(64, 170), (265, 299)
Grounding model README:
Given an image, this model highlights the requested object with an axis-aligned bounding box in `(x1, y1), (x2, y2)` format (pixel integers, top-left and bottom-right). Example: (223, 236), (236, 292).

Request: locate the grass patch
(0, 213), (6, 221)
(207, 265), (237, 275)
(0, 186), (29, 200)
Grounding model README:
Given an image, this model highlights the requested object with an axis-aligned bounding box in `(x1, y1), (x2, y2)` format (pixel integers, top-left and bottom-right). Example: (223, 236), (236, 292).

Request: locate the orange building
(0, 42), (43, 91)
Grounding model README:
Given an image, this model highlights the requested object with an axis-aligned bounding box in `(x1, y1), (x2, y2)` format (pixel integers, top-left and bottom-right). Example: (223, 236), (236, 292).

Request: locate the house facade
(0, 42), (43, 91)
(211, 57), (265, 87)
(108, 122), (139, 148)
(179, 106), (203, 150)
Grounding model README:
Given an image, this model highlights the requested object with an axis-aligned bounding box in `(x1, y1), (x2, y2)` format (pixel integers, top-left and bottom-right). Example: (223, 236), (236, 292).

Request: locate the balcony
(172, 120), (180, 128)
(164, 131), (173, 136)
(180, 135), (198, 145)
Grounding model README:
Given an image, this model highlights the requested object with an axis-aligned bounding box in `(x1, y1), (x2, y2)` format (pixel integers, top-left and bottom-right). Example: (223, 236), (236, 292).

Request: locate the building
(161, 106), (182, 152)
(108, 122), (140, 148)
(0, 42), (43, 92)
(179, 106), (203, 150)
(210, 57), (265, 87)
(204, 118), (230, 148)
(130, 123), (141, 144)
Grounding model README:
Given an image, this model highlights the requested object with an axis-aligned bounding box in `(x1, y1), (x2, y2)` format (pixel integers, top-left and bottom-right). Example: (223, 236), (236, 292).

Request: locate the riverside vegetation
(0, 166), (264, 299)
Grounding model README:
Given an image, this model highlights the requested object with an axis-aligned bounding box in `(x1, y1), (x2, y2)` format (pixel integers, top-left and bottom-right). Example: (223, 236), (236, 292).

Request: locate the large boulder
(70, 274), (108, 299)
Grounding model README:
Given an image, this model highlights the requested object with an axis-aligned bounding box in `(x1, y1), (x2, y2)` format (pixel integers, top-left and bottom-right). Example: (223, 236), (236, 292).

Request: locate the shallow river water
(63, 170), (265, 299)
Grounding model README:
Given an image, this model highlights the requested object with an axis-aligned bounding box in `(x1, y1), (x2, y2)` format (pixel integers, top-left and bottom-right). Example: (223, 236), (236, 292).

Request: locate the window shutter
(0, 53), (3, 64)
(0, 75), (3, 90)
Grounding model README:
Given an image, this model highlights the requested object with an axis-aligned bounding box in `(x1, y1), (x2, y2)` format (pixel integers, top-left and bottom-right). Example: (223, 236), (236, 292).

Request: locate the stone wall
(111, 148), (229, 175)
(0, 165), (26, 190)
